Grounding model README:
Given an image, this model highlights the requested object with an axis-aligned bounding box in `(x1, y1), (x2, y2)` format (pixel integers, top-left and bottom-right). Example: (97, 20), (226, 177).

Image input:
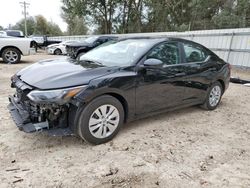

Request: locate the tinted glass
(183, 43), (208, 63)
(147, 42), (180, 66)
(6, 31), (23, 37)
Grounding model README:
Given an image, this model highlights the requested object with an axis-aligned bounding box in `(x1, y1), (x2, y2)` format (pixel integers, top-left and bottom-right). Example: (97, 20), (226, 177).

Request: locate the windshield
(84, 36), (99, 43)
(79, 39), (158, 67)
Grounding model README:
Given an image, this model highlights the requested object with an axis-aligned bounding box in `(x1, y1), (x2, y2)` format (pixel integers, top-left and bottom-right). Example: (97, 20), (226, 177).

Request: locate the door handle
(175, 72), (186, 76)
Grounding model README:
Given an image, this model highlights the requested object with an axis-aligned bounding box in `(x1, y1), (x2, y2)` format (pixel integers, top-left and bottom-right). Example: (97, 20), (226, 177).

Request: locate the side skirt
(128, 101), (202, 123)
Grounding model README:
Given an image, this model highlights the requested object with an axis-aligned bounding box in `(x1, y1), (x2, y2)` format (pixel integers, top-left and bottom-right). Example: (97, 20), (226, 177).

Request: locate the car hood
(47, 44), (59, 48)
(17, 57), (116, 89)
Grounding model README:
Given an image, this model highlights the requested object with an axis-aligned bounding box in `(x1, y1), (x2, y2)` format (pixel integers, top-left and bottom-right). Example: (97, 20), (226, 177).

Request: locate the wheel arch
(217, 79), (225, 93)
(80, 91), (129, 123)
(54, 48), (62, 54)
(105, 92), (128, 123)
(0, 46), (23, 57)
(76, 48), (87, 56)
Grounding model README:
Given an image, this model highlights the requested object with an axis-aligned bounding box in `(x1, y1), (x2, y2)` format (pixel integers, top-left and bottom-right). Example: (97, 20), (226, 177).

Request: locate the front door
(135, 42), (188, 115)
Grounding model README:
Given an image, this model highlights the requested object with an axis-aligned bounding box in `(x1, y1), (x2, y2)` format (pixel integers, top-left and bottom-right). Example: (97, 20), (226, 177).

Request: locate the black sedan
(8, 38), (230, 144)
(66, 35), (118, 59)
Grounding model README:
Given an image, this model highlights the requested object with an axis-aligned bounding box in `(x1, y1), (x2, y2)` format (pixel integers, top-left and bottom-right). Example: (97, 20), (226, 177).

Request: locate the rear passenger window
(183, 43), (208, 63)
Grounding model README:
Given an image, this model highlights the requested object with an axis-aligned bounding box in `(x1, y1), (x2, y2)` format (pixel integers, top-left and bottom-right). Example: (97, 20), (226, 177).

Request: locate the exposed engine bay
(8, 75), (74, 135)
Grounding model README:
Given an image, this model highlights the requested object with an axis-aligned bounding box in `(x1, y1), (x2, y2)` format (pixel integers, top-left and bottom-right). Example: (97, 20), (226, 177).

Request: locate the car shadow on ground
(26, 106), (203, 149)
(11, 96), (231, 152)
(122, 106), (200, 132)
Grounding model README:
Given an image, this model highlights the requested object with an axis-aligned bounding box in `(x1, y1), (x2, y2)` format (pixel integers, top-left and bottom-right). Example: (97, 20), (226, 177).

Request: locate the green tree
(120, 0), (145, 33)
(70, 16), (88, 35)
(61, 2), (88, 35)
(34, 15), (49, 35)
(9, 15), (63, 36)
(12, 17), (36, 36)
(144, 0), (192, 32)
(33, 15), (63, 36)
(235, 0), (250, 27)
(62, 0), (119, 34)
(61, 0), (250, 34)
(47, 22), (63, 36)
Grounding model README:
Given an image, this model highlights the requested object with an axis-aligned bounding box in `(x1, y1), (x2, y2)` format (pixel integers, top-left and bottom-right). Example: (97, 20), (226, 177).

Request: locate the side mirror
(143, 58), (163, 67)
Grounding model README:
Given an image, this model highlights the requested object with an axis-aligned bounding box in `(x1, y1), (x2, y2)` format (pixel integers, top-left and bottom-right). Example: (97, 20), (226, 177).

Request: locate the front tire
(76, 52), (85, 60)
(77, 95), (124, 145)
(54, 49), (62, 55)
(2, 48), (21, 64)
(201, 81), (223, 110)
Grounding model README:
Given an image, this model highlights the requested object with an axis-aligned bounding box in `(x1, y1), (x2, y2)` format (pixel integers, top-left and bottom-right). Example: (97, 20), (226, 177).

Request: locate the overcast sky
(0, 0), (67, 31)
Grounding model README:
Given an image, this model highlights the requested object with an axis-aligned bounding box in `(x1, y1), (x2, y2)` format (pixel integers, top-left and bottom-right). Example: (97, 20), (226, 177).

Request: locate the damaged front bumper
(7, 95), (74, 136)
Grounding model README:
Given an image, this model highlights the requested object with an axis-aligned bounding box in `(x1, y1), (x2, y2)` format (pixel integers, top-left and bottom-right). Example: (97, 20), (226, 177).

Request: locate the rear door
(177, 41), (219, 103)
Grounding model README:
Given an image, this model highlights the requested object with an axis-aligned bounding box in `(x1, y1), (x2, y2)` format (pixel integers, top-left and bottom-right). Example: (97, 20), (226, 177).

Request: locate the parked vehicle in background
(0, 30), (24, 38)
(66, 36), (118, 59)
(29, 35), (61, 49)
(0, 36), (36, 63)
(8, 38), (230, 144)
(0, 31), (38, 51)
(47, 40), (81, 55)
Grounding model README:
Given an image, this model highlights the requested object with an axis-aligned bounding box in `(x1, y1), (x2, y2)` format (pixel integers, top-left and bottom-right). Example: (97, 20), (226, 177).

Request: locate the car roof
(117, 36), (167, 43)
(97, 35), (118, 39)
(116, 36), (213, 52)
(118, 36), (208, 48)
(115, 38), (167, 46)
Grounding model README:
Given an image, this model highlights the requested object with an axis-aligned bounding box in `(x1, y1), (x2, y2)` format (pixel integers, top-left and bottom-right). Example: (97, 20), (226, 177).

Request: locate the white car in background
(0, 36), (36, 64)
(47, 41), (80, 55)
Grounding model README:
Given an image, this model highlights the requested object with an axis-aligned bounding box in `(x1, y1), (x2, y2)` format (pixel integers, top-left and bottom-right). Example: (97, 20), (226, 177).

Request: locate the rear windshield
(6, 31), (23, 37)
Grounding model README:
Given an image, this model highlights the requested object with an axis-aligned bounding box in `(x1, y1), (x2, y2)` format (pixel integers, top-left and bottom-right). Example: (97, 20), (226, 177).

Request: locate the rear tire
(77, 95), (124, 145)
(31, 41), (38, 52)
(2, 48), (21, 64)
(201, 81), (223, 110)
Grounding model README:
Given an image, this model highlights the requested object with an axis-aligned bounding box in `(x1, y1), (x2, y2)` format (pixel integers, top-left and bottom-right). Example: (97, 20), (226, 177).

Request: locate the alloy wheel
(4, 50), (18, 63)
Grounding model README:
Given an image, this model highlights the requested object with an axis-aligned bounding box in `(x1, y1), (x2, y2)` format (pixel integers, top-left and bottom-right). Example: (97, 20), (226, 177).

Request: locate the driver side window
(147, 42), (180, 66)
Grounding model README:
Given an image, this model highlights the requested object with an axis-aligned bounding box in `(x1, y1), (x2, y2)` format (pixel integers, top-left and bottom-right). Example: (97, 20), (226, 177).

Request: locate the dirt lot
(0, 52), (250, 188)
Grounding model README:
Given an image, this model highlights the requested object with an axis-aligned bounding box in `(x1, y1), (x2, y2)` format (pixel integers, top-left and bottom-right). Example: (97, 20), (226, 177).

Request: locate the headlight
(27, 85), (87, 104)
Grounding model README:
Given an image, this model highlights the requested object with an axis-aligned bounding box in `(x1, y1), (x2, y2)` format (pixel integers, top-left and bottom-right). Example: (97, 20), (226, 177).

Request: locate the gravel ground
(0, 52), (250, 188)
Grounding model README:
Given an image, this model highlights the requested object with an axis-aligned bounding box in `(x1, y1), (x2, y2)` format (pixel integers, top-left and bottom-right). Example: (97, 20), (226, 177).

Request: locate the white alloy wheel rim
(5, 50), (18, 63)
(88, 104), (120, 139)
(209, 85), (221, 107)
